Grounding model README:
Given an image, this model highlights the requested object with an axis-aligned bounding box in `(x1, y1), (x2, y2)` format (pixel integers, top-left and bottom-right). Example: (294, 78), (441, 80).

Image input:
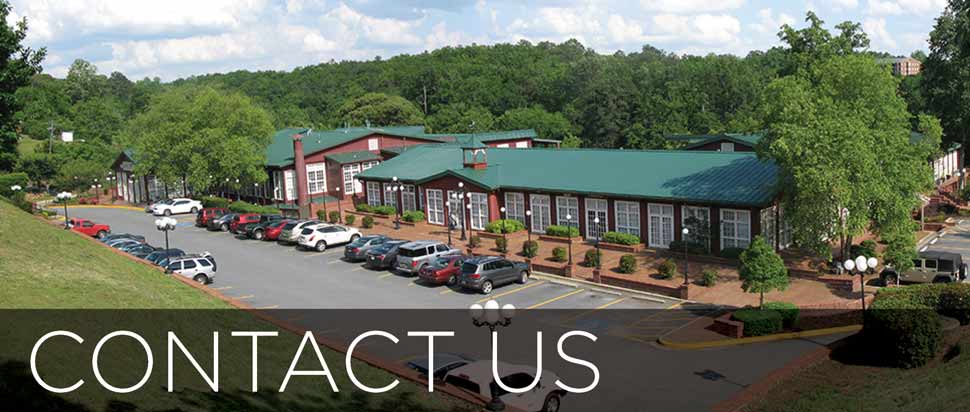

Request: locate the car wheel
(481, 280), (493, 294)
(190, 207), (198, 214)
(542, 393), (561, 412)
(518, 271), (529, 284)
(316, 241), (327, 252)
(96, 230), (107, 239)
(447, 275), (457, 286)
(883, 273), (897, 286)
(164, 209), (171, 216)
(254, 230), (264, 240)
(220, 223), (228, 232)
(350, 234), (360, 242)
(193, 275), (207, 284)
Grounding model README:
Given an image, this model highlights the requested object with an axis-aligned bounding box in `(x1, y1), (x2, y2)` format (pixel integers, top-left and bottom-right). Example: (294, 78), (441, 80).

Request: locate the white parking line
(931, 238), (938, 244)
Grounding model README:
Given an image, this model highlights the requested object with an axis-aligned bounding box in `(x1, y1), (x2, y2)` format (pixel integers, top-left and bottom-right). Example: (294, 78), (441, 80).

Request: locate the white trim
(681, 205), (711, 248)
(284, 170), (296, 201)
(647, 203), (674, 248)
(366, 182), (381, 206)
(402, 184), (416, 212)
(382, 183), (398, 207)
(720, 208), (751, 249)
(306, 162), (326, 194)
(426, 189), (444, 225)
(367, 138), (379, 151)
(556, 196), (579, 227)
(614, 200), (641, 237)
(505, 192), (525, 223)
(515, 141), (528, 148)
(585, 198), (608, 239)
(529, 194), (551, 233)
(469, 192), (489, 230)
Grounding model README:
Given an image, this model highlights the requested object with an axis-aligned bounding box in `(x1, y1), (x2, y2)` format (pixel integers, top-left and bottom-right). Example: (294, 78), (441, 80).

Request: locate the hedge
(584, 249), (601, 267)
(522, 240), (539, 258)
(657, 259), (677, 280)
(485, 219), (525, 234)
(200, 196), (230, 209)
(618, 254), (637, 274)
(228, 201), (281, 215)
(602, 231), (640, 245)
(850, 239), (879, 259)
(701, 269), (718, 287)
(866, 296), (943, 368)
(545, 225), (579, 238)
(0, 172), (29, 197)
(669, 240), (708, 255)
(876, 283), (970, 325)
(552, 247), (567, 262)
(356, 204), (395, 216)
(495, 237), (508, 253)
(762, 301), (799, 328)
(732, 309), (783, 337)
(362, 216), (374, 228)
(469, 235), (482, 248)
(328, 210), (341, 223)
(344, 215), (356, 225)
(402, 210), (425, 222)
(719, 247), (745, 259)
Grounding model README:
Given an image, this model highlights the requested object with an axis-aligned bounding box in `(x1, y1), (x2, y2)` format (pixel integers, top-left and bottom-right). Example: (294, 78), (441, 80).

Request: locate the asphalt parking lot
(923, 219), (970, 274)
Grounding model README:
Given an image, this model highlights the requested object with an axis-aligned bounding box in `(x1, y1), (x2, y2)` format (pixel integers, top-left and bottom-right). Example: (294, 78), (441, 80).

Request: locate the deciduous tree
(739, 236), (789, 308)
(0, 0), (45, 171)
(337, 92), (423, 127)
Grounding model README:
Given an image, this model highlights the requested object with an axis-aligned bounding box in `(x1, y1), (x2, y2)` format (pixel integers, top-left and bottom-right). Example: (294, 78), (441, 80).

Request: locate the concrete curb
(66, 204), (145, 212)
(917, 227), (947, 251)
(531, 272), (681, 304)
(657, 324), (862, 350)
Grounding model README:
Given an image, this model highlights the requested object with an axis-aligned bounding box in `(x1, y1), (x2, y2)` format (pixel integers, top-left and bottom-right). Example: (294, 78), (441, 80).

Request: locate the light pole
(56, 192), (74, 229)
(682, 227), (690, 285)
(455, 182), (467, 240)
(565, 214), (574, 267)
(500, 206), (507, 254)
(843, 255), (878, 312)
(155, 217), (177, 251)
(469, 300), (516, 411)
(525, 210), (532, 243)
(387, 177), (403, 229)
(335, 186), (343, 222)
(466, 202), (474, 245)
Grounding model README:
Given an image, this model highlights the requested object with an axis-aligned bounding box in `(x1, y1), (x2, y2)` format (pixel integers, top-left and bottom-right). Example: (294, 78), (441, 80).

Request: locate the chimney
(293, 133), (310, 218)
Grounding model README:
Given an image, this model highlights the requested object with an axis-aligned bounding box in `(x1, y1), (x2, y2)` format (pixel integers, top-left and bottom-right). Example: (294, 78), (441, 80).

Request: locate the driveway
(923, 219), (970, 283)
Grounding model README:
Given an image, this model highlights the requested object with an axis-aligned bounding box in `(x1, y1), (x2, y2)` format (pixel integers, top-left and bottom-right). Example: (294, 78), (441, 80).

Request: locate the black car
(364, 240), (409, 269)
(126, 244), (157, 258)
(100, 233), (146, 244)
(242, 214), (284, 238)
(206, 213), (238, 232)
(145, 248), (185, 265)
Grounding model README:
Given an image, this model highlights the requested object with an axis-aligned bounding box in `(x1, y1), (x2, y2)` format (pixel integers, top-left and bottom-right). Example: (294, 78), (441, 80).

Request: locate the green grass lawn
(16, 137), (45, 155)
(0, 200), (473, 412)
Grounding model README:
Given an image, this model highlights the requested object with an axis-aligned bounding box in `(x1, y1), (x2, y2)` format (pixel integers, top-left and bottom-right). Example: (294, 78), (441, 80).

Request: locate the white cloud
(607, 15), (647, 44)
(863, 17), (897, 49)
(649, 14), (742, 45)
(324, 3), (422, 46)
(826, 0), (859, 10)
(535, 7), (601, 35)
(640, 0), (745, 13)
(866, 0), (947, 16)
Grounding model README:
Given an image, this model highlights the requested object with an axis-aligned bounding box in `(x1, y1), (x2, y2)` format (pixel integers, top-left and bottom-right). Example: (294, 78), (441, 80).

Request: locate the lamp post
(593, 216), (602, 282)
(466, 202), (474, 244)
(455, 182), (467, 240)
(155, 217), (177, 251)
(387, 177), (403, 229)
(843, 255), (877, 312)
(335, 186), (343, 222)
(469, 300), (516, 411)
(56, 191), (74, 229)
(525, 210), (532, 243)
(500, 206), (507, 254)
(682, 227), (690, 285)
(565, 213), (574, 267)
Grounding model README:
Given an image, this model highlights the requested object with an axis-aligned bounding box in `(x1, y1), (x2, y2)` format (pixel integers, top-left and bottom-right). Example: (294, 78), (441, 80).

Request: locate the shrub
(373, 205), (396, 216)
(732, 308), (783, 337)
(866, 296), (943, 368)
(485, 219), (525, 234)
(344, 215), (356, 226)
(939, 284), (970, 325)
(0, 172), (28, 197)
(200, 195), (230, 209)
(656, 260), (678, 279)
(720, 247), (745, 259)
(960, 186), (970, 202)
(495, 237), (508, 253)
(669, 240), (708, 255)
(584, 249), (601, 267)
(850, 240), (879, 259)
(228, 201), (281, 215)
(552, 247), (567, 262)
(762, 301), (799, 328)
(7, 191), (33, 214)
(545, 225), (580, 238)
(329, 210), (341, 223)
(469, 235), (482, 248)
(602, 231), (640, 245)
(522, 240), (539, 258)
(925, 214), (947, 223)
(356, 204), (374, 213)
(618, 254), (637, 274)
(700, 269), (718, 287)
(316, 209), (327, 221)
(362, 216), (374, 228)
(402, 210), (425, 222)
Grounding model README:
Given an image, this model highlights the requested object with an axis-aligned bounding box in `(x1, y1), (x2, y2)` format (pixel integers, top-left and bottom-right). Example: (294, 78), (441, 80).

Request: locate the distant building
(878, 57), (922, 76)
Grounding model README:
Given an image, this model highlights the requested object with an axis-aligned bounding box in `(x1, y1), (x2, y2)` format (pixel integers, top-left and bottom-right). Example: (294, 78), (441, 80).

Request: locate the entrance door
(447, 190), (464, 229)
(585, 198), (608, 239)
(648, 203), (674, 248)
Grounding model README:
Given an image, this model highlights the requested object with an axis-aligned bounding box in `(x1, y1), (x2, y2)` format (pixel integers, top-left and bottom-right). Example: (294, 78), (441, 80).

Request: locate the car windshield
(282, 222), (298, 229)
(301, 228), (314, 235)
(433, 257), (452, 267)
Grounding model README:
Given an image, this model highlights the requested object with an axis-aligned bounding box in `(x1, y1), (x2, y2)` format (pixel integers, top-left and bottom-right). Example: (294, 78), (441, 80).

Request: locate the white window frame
(504, 192), (525, 224)
(366, 182), (381, 206)
(426, 189), (444, 225)
(402, 184), (416, 212)
(720, 209), (751, 250)
(497, 143), (510, 148)
(469, 192), (489, 230)
(529, 194), (551, 233)
(383, 183), (398, 208)
(447, 191), (464, 229)
(515, 141), (529, 148)
(556, 196), (579, 227)
(306, 162), (327, 194)
(585, 198), (609, 239)
(342, 163), (361, 194)
(368, 138), (379, 151)
(682, 205), (711, 248)
(614, 200), (641, 238)
(648, 203), (674, 248)
(720, 142), (735, 152)
(284, 170), (296, 201)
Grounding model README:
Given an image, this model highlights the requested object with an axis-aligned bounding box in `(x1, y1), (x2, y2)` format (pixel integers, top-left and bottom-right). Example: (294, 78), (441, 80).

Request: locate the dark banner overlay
(2, 309), (863, 412)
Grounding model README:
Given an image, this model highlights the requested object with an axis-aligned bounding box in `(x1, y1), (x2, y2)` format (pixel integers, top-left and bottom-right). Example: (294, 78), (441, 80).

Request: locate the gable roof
(357, 145), (780, 207)
(325, 150), (382, 164)
(666, 133), (764, 150)
(421, 129), (537, 143)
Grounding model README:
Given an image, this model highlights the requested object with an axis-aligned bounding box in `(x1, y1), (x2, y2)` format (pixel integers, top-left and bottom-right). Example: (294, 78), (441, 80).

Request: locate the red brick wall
(413, 175), (491, 228)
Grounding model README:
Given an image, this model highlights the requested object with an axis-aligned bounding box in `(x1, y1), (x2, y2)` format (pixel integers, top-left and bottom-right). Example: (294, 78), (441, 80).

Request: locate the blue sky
(9, 0), (947, 81)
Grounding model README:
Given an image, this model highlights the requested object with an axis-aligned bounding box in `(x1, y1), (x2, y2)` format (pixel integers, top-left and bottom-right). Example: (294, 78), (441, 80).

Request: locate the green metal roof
(264, 126), (443, 167)
(422, 129), (537, 142)
(357, 146), (780, 206)
(326, 150), (381, 164)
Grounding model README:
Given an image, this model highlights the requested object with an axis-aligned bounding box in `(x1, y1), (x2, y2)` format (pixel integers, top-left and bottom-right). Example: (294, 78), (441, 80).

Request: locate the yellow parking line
(378, 273), (393, 279)
(527, 288), (585, 309)
(596, 297), (628, 309)
(351, 267), (365, 272)
(256, 305), (279, 309)
(212, 286), (233, 291)
(235, 295), (255, 300)
(475, 281), (546, 303)
(439, 288), (455, 295)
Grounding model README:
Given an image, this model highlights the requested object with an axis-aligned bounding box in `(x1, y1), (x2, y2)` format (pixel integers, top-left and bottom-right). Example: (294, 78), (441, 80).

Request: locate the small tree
(739, 236), (790, 308)
(328, 210), (341, 224)
(522, 240), (539, 258)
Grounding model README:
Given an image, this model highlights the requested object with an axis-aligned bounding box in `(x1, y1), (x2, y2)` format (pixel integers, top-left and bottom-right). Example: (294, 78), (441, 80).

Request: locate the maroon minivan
(195, 208), (228, 227)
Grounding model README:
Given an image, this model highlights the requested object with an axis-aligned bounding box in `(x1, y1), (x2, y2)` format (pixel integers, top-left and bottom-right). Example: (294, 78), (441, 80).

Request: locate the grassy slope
(0, 200), (470, 412)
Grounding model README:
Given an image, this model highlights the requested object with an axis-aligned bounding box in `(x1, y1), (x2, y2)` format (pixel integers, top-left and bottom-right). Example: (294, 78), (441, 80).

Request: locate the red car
(229, 213), (260, 234)
(260, 219), (293, 241)
(196, 207), (228, 227)
(418, 255), (466, 286)
(68, 218), (111, 239)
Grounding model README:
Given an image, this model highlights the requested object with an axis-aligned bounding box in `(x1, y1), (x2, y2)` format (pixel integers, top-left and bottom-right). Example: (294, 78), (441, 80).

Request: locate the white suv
(442, 361), (564, 412)
(297, 224), (361, 252)
(164, 255), (217, 284)
(152, 198), (202, 216)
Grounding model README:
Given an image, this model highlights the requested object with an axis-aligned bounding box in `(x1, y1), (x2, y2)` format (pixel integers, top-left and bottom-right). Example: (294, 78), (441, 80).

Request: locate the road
(923, 219), (970, 283)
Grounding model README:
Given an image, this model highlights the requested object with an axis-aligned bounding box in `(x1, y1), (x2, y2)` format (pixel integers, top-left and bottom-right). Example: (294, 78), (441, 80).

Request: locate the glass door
(585, 198), (608, 239)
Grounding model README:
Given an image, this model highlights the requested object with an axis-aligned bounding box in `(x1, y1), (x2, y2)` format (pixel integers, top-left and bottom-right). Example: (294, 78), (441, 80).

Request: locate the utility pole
(423, 85), (428, 114)
(48, 120), (55, 153)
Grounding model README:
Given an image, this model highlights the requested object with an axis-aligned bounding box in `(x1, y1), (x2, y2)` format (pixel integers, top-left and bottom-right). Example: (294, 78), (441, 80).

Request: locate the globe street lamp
(843, 255), (878, 311)
(334, 186), (343, 222)
(682, 227), (690, 285)
(593, 216), (602, 282)
(469, 299), (516, 411)
(10, 185), (22, 192)
(454, 182), (467, 240)
(499, 206), (508, 254)
(466, 202), (475, 245)
(386, 177), (403, 229)
(155, 216), (178, 251)
(565, 214), (574, 267)
(56, 191), (74, 229)
(525, 210), (532, 243)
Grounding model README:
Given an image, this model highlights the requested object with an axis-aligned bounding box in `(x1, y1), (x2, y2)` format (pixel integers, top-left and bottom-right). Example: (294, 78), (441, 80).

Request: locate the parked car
(151, 198), (203, 216)
(248, 218), (292, 241)
(164, 255), (217, 284)
(418, 255), (467, 286)
(119, 242), (151, 253)
(241, 214), (284, 238)
(405, 353), (474, 380)
(442, 361), (564, 412)
(127, 244), (157, 259)
(196, 207), (228, 227)
(298, 225), (361, 252)
(68, 218), (111, 239)
(207, 213), (238, 232)
(146, 199), (172, 213)
(147, 249), (185, 265)
(279, 220), (322, 244)
(100, 233), (145, 244)
(395, 241), (462, 275)
(881, 251), (967, 285)
(343, 235), (392, 261)
(108, 238), (142, 250)
(230, 213), (262, 234)
(458, 256), (530, 294)
(364, 240), (409, 270)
